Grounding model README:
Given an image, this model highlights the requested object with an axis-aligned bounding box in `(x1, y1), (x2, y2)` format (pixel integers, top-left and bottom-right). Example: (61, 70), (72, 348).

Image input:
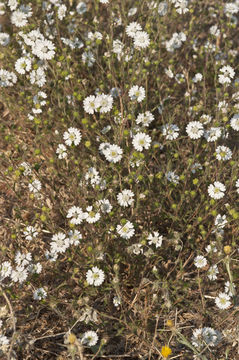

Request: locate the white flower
(100, 0), (109, 3)
(132, 132), (151, 151)
(56, 144), (67, 159)
(23, 226), (38, 240)
(85, 167), (101, 186)
(126, 22), (142, 38)
(63, 127), (82, 146)
(158, 2), (168, 16)
(103, 144), (123, 163)
(130, 243), (143, 255)
(224, 3), (239, 17)
(15, 251), (32, 267)
(86, 266), (105, 286)
(83, 95), (97, 114)
(117, 189), (134, 207)
(192, 73), (203, 83)
(8, 0), (18, 11)
(191, 327), (221, 349)
(205, 242), (217, 253)
(15, 57), (32, 74)
(81, 330), (98, 346)
(68, 230), (82, 246)
(147, 231), (163, 248)
(97, 199), (112, 213)
(175, 0), (189, 14)
(128, 7), (137, 16)
(117, 221), (135, 239)
(236, 178), (239, 193)
(204, 127), (222, 142)
(50, 232), (70, 254)
(186, 121), (204, 139)
(215, 292), (231, 309)
(207, 265), (219, 280)
(11, 10), (28, 27)
(162, 124), (179, 140)
(136, 111), (154, 127)
(99, 142), (112, 155)
(67, 206), (86, 225)
(191, 162), (202, 173)
(165, 68), (174, 78)
(113, 296), (121, 307)
(210, 25), (220, 37)
(0, 261), (12, 280)
(19, 4), (32, 18)
(218, 101), (229, 112)
(28, 262), (42, 274)
(166, 32), (186, 52)
(218, 65), (235, 85)
(32, 107), (42, 114)
(76, 2), (87, 14)
(200, 114), (212, 124)
(133, 31), (150, 49)
(129, 85), (145, 102)
(175, 73), (185, 84)
(215, 214), (227, 229)
(45, 250), (58, 262)
(11, 266), (28, 283)
(33, 287), (47, 300)
(0, 32), (10, 46)
(58, 4), (67, 20)
(0, 69), (17, 87)
(82, 50), (95, 67)
(95, 94), (113, 113)
(0, 334), (9, 346)
(208, 181), (226, 200)
(30, 67), (46, 87)
(20, 162), (32, 175)
(88, 31), (103, 41)
(230, 114), (239, 131)
(85, 206), (101, 223)
(28, 180), (42, 193)
(224, 281), (236, 297)
(32, 39), (56, 60)
(22, 29), (44, 47)
(112, 39), (124, 55)
(194, 255), (207, 268)
(215, 145), (232, 161)
(166, 171), (179, 184)
(30, 110), (38, 117)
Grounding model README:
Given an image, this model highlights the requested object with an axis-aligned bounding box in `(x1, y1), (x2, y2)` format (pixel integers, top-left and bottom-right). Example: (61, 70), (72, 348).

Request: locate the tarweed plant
(0, 0), (239, 359)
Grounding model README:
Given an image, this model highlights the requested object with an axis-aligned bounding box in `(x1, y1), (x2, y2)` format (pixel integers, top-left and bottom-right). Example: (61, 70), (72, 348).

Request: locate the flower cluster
(83, 93), (113, 114)
(126, 22), (150, 49)
(165, 32), (186, 52)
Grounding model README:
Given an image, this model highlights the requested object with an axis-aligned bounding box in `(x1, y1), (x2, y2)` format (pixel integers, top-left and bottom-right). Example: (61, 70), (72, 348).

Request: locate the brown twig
(30, 331), (65, 344)
(148, 314), (159, 360)
(0, 286), (16, 360)
(197, 270), (206, 311)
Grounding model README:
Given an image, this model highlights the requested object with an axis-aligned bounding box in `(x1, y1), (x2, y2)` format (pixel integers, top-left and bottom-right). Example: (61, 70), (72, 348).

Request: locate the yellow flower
(67, 332), (76, 344)
(166, 319), (174, 328)
(161, 345), (172, 358)
(224, 245), (232, 255)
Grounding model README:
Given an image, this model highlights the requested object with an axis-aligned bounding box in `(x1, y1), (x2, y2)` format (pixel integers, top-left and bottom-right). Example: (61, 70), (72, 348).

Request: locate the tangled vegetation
(0, 0), (239, 359)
